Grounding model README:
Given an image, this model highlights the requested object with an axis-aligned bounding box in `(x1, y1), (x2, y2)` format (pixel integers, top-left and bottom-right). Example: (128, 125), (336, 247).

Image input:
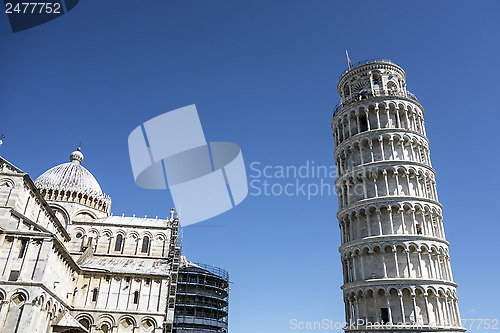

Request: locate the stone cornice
(338, 235), (450, 253)
(333, 128), (430, 156)
(341, 278), (458, 291)
(70, 307), (166, 317)
(332, 95), (424, 125)
(334, 160), (436, 186)
(336, 196), (443, 217)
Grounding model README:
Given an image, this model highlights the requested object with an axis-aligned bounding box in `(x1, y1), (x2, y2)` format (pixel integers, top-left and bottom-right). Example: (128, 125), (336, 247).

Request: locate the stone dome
(35, 148), (104, 197)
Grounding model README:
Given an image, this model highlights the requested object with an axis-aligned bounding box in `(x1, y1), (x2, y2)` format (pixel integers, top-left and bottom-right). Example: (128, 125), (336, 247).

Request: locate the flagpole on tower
(346, 50), (352, 69)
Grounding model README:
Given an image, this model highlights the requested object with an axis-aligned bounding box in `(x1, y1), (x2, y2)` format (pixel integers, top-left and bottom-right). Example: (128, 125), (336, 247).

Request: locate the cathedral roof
(72, 215), (176, 228)
(180, 256), (203, 270)
(52, 312), (88, 332)
(79, 256), (171, 276)
(34, 148), (105, 198)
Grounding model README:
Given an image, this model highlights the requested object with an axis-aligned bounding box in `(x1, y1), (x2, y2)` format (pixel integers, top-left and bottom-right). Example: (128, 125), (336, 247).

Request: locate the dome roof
(35, 148), (104, 197)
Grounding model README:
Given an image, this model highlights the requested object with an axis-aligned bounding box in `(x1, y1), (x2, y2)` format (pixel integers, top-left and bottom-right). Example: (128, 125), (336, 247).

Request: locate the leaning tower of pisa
(331, 59), (465, 332)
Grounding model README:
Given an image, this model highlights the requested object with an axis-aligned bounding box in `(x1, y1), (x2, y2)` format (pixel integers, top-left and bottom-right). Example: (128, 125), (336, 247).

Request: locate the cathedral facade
(0, 148), (213, 333)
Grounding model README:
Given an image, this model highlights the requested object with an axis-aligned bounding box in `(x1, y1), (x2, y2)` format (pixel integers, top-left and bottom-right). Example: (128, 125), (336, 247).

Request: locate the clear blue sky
(1, 1), (499, 332)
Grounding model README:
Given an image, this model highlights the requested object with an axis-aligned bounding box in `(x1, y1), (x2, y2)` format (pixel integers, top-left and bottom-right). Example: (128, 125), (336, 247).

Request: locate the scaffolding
(173, 261), (230, 333)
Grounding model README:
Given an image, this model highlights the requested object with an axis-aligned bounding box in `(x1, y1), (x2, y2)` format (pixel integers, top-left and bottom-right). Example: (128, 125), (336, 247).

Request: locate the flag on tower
(346, 50), (352, 69)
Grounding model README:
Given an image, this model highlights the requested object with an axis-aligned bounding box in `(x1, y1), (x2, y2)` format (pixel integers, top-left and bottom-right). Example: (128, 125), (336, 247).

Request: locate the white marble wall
(332, 61), (464, 331)
(0, 158), (179, 333)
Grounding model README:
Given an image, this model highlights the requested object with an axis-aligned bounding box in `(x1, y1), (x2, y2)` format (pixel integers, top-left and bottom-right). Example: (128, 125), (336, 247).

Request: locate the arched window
(359, 114), (368, 132)
(18, 239), (28, 258)
(4, 293), (26, 331)
(359, 88), (368, 99)
(114, 234), (123, 252)
(120, 318), (134, 330)
(387, 81), (398, 95)
(343, 84), (350, 98)
(101, 323), (110, 333)
(133, 291), (139, 304)
(91, 288), (98, 302)
(79, 318), (90, 330)
(142, 319), (155, 331)
(141, 236), (149, 253)
(380, 307), (390, 323)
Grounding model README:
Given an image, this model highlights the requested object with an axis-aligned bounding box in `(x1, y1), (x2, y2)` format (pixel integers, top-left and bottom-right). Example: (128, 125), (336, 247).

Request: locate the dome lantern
(69, 147), (84, 164)
(34, 148), (111, 214)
